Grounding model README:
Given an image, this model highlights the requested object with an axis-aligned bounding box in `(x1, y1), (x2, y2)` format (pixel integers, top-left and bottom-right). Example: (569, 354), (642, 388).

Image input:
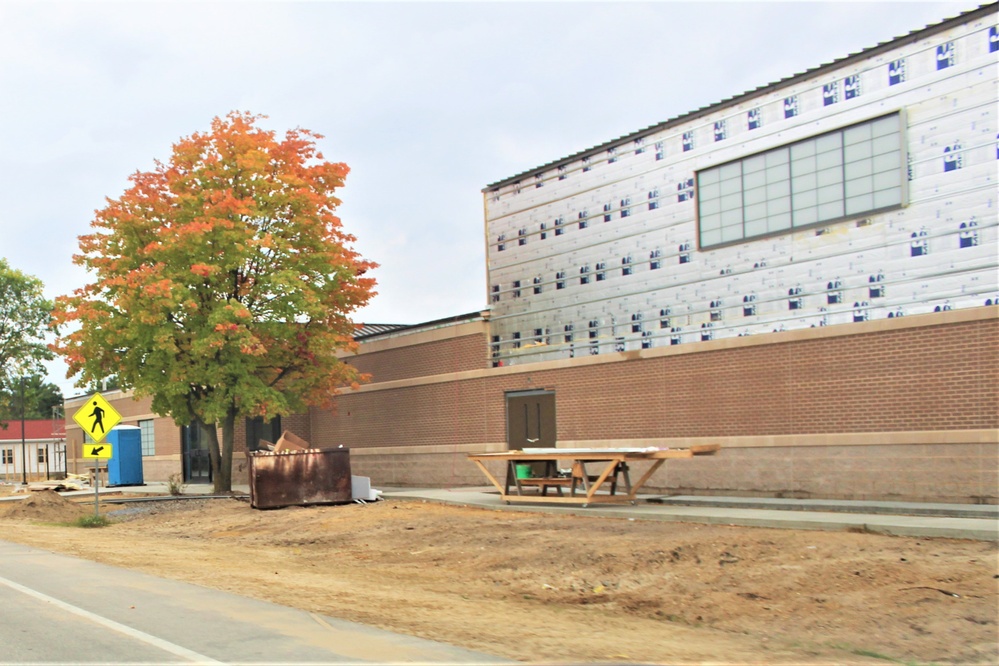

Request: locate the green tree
(0, 373), (63, 420)
(53, 112), (377, 492)
(0, 259), (54, 425)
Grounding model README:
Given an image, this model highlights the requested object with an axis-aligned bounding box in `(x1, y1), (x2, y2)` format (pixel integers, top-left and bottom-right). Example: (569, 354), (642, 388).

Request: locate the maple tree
(53, 112), (376, 492)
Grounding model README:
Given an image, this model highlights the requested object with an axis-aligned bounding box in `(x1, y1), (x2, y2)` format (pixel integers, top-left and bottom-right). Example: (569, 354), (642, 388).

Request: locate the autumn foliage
(53, 112), (376, 491)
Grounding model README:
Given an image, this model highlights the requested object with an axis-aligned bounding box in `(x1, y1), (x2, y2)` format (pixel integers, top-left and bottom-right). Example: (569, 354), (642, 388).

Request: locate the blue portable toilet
(107, 426), (144, 487)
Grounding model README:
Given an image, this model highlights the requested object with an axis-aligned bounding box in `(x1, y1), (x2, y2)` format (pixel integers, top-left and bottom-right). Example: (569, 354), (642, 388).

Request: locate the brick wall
(232, 418), (247, 453)
(310, 310), (999, 502)
(657, 442), (997, 503)
(283, 413), (312, 443)
(346, 333), (489, 383)
(311, 380), (493, 449)
(151, 418), (181, 457)
(316, 316), (997, 444)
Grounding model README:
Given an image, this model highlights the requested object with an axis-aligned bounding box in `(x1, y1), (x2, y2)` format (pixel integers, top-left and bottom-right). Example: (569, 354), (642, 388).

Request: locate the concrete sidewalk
(379, 486), (999, 541)
(649, 494), (999, 519)
(5, 481), (995, 541)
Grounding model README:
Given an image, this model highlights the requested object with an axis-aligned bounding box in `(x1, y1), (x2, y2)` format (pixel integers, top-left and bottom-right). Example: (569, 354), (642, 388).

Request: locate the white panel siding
(484, 15), (998, 366)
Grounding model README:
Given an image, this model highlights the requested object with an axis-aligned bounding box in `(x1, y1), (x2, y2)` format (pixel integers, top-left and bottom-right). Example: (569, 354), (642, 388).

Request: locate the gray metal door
(506, 390), (556, 450)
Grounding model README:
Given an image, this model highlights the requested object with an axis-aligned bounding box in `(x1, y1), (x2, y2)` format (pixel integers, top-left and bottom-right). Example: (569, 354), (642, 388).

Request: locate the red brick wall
(314, 318), (998, 447)
(283, 413), (312, 443)
(57, 312), (998, 499)
(233, 418), (247, 452)
(312, 380), (493, 449)
(150, 418), (181, 457)
(346, 333), (489, 383)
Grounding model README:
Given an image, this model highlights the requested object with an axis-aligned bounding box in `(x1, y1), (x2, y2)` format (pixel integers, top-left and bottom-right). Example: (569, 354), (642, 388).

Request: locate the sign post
(72, 393), (121, 518)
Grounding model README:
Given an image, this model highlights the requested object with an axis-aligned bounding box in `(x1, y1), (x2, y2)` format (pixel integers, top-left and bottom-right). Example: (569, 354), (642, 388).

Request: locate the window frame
(139, 419), (156, 456)
(696, 111), (907, 250)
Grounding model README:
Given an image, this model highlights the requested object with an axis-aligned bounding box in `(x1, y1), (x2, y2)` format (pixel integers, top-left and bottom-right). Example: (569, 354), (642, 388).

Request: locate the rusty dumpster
(247, 448), (352, 509)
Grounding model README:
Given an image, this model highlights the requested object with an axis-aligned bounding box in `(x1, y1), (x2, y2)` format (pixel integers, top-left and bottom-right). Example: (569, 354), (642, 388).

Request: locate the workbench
(467, 445), (719, 507)
(86, 465), (108, 487)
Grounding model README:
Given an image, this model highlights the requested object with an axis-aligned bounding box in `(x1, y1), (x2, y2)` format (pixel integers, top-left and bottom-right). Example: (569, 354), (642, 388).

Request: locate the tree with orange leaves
(53, 112), (376, 492)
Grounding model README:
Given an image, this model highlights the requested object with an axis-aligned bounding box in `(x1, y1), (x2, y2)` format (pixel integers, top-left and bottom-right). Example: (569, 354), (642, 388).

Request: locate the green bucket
(515, 464), (533, 479)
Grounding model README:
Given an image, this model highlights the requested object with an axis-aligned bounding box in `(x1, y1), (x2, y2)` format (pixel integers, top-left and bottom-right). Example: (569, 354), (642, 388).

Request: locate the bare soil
(0, 494), (996, 664)
(0, 489), (90, 522)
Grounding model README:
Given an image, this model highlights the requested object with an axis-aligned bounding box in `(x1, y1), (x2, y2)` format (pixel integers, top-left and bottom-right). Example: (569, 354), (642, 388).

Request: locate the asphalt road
(0, 540), (504, 664)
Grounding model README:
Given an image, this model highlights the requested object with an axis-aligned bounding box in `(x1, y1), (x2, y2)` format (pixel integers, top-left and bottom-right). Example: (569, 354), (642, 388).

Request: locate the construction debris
(28, 480), (85, 492)
(255, 431), (312, 454)
(275, 430), (310, 452)
(351, 475), (381, 502)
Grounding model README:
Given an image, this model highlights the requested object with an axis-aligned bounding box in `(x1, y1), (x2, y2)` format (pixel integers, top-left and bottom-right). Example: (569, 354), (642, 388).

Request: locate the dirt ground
(0, 492), (996, 665)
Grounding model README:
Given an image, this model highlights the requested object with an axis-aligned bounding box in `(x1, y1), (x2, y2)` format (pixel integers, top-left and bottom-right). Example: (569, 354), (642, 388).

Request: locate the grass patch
(827, 642), (932, 665)
(852, 648), (898, 661)
(75, 514), (113, 528)
(167, 472), (186, 496)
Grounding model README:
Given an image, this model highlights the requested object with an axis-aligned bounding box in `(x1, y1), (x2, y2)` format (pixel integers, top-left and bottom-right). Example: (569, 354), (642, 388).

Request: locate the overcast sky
(0, 0), (981, 393)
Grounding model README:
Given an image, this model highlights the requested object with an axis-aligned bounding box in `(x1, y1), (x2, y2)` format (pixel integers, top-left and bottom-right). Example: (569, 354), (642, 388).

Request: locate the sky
(0, 0), (983, 394)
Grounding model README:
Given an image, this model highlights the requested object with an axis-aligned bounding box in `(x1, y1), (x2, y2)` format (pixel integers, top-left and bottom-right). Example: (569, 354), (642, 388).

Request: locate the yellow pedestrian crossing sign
(72, 392), (122, 444)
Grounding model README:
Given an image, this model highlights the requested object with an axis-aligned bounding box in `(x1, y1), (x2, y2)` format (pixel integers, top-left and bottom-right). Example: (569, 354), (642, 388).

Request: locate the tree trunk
(200, 419), (223, 492)
(199, 407), (237, 494)
(217, 406), (236, 493)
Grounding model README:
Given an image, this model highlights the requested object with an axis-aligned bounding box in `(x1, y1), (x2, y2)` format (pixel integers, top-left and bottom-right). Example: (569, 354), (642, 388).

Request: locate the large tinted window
(698, 113), (904, 248)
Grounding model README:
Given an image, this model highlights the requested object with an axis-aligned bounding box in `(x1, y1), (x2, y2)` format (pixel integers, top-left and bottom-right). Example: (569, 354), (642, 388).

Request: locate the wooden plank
(571, 462), (589, 495)
(585, 460), (621, 501)
(470, 449), (708, 461)
(28, 480), (83, 492)
(629, 458), (666, 493)
(515, 478), (572, 486)
(471, 459), (505, 494)
(646, 449), (694, 459)
(470, 452), (631, 462)
(524, 447), (654, 454)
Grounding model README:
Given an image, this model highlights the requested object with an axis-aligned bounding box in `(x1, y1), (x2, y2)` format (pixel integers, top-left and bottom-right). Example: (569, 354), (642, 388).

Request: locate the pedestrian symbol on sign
(89, 402), (106, 434)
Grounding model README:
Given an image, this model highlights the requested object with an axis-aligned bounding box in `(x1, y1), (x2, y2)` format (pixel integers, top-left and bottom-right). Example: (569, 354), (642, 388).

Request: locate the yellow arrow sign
(83, 443), (113, 459)
(72, 392), (122, 444)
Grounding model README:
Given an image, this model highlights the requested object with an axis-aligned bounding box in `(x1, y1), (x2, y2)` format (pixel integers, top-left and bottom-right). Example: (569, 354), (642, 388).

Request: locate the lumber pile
(28, 479), (85, 492)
